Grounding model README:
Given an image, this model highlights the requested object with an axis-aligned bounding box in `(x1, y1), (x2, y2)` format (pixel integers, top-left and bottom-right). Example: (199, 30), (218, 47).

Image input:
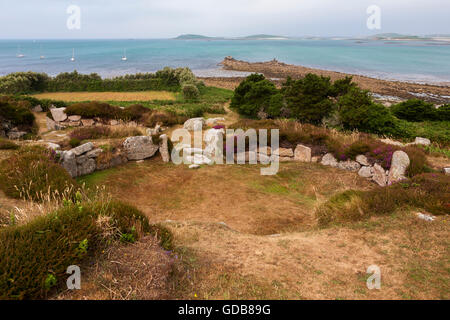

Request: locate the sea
(1, 39), (449, 84)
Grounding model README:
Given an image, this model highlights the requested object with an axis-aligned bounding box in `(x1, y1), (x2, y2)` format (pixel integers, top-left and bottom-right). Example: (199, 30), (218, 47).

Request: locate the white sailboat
(121, 48), (127, 61)
(40, 45), (45, 59)
(16, 45), (25, 58)
(70, 48), (75, 62)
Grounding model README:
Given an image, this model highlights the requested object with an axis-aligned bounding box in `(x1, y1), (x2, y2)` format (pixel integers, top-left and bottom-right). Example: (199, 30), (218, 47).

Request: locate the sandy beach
(201, 57), (450, 104)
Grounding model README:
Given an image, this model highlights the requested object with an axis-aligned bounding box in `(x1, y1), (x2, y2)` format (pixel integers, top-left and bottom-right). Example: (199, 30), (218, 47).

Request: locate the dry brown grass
(78, 159), (372, 235)
(74, 158), (449, 300)
(54, 236), (174, 300)
(167, 212), (449, 300)
(31, 91), (176, 102)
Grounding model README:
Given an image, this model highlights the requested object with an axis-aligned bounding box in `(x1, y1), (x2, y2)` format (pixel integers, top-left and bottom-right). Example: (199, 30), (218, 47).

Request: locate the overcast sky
(1, 0), (449, 39)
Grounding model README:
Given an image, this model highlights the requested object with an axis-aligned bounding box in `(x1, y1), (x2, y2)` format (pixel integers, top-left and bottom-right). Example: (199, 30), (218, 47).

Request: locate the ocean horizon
(1, 38), (449, 84)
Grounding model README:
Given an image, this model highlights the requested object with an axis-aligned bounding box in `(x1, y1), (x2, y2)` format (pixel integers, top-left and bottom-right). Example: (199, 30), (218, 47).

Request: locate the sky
(0, 0), (449, 39)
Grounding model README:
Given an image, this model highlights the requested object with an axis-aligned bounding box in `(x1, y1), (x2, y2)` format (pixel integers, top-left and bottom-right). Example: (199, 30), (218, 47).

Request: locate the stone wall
(54, 134), (170, 178)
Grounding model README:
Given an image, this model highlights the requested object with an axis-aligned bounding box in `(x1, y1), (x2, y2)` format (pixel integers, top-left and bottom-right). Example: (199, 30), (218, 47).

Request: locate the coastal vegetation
(0, 67), (202, 95)
(230, 73), (450, 145)
(0, 65), (448, 300)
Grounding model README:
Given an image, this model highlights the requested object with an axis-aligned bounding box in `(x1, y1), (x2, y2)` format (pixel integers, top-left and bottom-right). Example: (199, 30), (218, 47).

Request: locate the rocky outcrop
(337, 160), (361, 172)
(387, 151), (410, 184)
(59, 143), (103, 177)
(159, 134), (170, 163)
(372, 164), (388, 187)
(183, 117), (205, 131)
(320, 153), (338, 167)
(50, 107), (67, 122)
(294, 144), (311, 162)
(356, 155), (370, 166)
(358, 166), (374, 178)
(123, 136), (159, 161)
(205, 117), (225, 126)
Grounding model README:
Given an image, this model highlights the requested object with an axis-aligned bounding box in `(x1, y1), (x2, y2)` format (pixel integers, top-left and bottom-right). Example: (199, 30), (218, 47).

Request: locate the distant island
(174, 33), (450, 42)
(174, 34), (290, 40)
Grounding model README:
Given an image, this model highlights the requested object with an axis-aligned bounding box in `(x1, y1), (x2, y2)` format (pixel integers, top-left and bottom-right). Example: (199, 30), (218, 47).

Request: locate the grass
(316, 173), (450, 226)
(0, 146), (78, 202)
(69, 126), (144, 141)
(0, 138), (19, 150)
(32, 91), (177, 102)
(0, 199), (152, 299)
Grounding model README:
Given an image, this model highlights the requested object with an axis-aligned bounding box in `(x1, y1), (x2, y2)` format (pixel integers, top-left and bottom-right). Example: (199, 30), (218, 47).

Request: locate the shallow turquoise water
(0, 39), (449, 83)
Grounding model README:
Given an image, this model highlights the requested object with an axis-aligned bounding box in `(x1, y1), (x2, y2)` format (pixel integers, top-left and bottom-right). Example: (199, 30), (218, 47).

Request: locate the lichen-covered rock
(205, 117), (225, 126)
(372, 163), (387, 187)
(123, 136), (159, 160)
(77, 158), (96, 176)
(273, 147), (294, 157)
(68, 115), (81, 122)
(183, 117), (205, 131)
(294, 144), (311, 162)
(61, 151), (77, 177)
(320, 153), (338, 167)
(85, 148), (102, 158)
(358, 166), (374, 178)
(387, 151), (410, 185)
(50, 107), (67, 122)
(338, 160), (361, 172)
(71, 142), (94, 156)
(46, 142), (61, 150)
(356, 155), (370, 166)
(159, 134), (170, 163)
(46, 117), (56, 130)
(81, 119), (95, 126)
(32, 105), (43, 112)
(7, 129), (27, 140)
(413, 137), (431, 146)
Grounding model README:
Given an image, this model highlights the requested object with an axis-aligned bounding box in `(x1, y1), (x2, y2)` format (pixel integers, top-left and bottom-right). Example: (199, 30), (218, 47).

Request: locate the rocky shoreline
(200, 57), (450, 104)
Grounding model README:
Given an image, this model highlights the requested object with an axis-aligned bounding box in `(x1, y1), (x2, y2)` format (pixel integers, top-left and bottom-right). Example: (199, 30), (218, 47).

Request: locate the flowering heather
(213, 125), (225, 130)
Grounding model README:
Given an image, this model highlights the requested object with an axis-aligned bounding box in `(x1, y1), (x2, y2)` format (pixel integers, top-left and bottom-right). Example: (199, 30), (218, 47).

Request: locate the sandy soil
(201, 57), (450, 103)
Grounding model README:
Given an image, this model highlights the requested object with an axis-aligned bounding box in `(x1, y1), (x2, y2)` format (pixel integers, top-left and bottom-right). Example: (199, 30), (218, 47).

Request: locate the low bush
(0, 199), (153, 299)
(0, 98), (36, 129)
(69, 126), (142, 141)
(230, 74), (278, 117)
(0, 146), (77, 201)
(316, 173), (450, 225)
(65, 101), (123, 119)
(182, 84), (200, 100)
(436, 104), (450, 121)
(338, 87), (401, 136)
(391, 99), (437, 122)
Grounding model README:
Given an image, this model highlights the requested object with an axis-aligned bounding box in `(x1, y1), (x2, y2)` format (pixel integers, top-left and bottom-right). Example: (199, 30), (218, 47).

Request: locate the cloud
(0, 0), (448, 38)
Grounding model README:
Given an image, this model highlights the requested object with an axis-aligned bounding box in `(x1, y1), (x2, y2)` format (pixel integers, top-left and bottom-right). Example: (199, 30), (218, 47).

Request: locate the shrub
(0, 146), (77, 201)
(282, 74), (335, 124)
(391, 99), (436, 122)
(436, 104), (450, 121)
(182, 84), (200, 100)
(0, 199), (153, 299)
(316, 173), (450, 225)
(0, 138), (19, 150)
(143, 110), (183, 127)
(338, 88), (401, 136)
(69, 126), (142, 141)
(0, 99), (36, 128)
(230, 74), (278, 117)
(0, 72), (49, 94)
(65, 101), (123, 119)
(69, 137), (81, 148)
